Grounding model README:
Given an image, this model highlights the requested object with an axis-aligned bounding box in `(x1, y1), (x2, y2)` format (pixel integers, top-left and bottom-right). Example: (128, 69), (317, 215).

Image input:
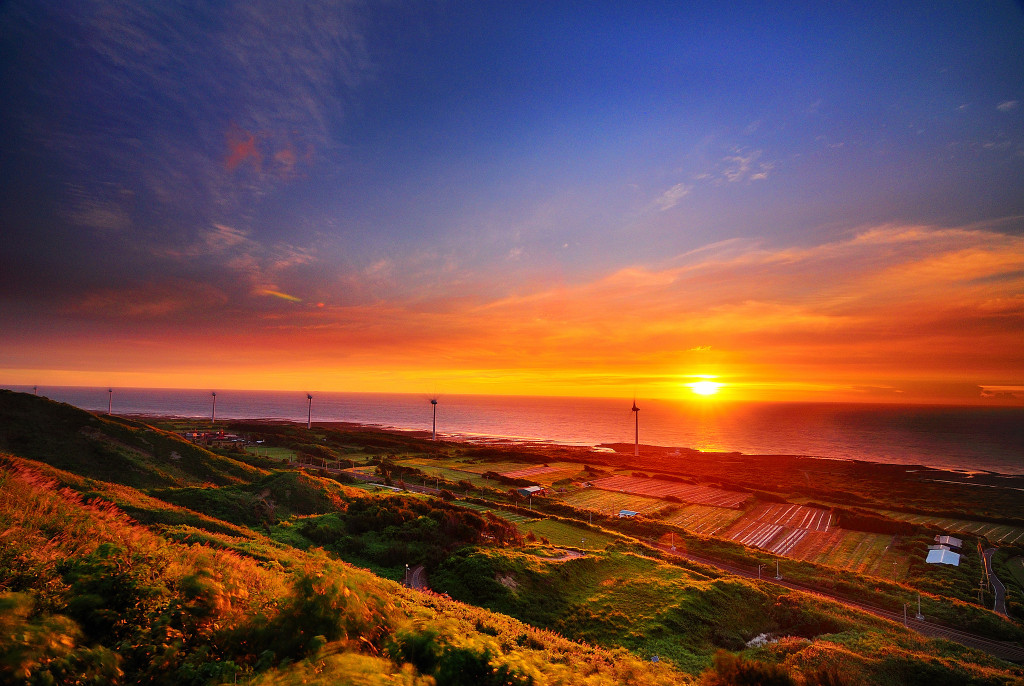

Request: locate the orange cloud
(225, 125), (262, 172)
(9, 224), (1022, 403)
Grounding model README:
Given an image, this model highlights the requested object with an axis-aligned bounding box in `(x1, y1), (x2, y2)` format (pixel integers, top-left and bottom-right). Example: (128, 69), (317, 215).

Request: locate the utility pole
(916, 593), (924, 620)
(775, 560), (782, 580)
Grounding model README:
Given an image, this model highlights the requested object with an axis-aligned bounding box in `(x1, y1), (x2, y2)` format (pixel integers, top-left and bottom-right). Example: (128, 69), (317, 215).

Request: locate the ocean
(5, 385), (1023, 476)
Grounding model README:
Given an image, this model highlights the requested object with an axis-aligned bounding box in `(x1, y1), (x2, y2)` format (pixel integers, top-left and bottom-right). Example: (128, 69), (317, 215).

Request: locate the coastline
(14, 387), (1024, 476)
(133, 413), (1024, 488)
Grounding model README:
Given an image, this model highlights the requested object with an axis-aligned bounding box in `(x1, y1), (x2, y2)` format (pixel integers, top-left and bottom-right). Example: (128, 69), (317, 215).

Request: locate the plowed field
(588, 475), (748, 508)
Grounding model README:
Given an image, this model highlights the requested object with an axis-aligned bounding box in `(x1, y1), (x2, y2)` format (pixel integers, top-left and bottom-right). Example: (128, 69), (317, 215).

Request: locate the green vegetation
(1, 392), (1022, 685)
(0, 390), (264, 489)
(516, 519), (617, 550)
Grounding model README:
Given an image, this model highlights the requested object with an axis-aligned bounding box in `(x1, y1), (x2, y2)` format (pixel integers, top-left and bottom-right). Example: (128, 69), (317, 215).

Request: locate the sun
(689, 380), (722, 396)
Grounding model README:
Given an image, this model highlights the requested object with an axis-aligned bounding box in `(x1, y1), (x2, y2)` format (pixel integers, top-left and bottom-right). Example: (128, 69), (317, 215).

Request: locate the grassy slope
(2, 392), (1022, 685)
(0, 390), (265, 489)
(0, 461), (684, 685)
(428, 545), (1021, 683)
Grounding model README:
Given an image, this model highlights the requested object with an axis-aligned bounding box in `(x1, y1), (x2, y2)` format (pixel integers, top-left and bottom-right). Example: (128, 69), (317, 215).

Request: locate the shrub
(0, 593), (121, 685)
(700, 650), (795, 686)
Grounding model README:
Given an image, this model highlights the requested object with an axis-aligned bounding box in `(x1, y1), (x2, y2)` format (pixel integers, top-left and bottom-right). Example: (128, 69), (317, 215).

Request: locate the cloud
(208, 224), (250, 250)
(720, 148), (773, 183)
(421, 224), (1024, 387)
(980, 385), (1024, 400)
(225, 125), (263, 172)
(654, 183), (691, 211)
(67, 280), (229, 318)
(8, 1), (373, 252)
(996, 100), (1019, 112)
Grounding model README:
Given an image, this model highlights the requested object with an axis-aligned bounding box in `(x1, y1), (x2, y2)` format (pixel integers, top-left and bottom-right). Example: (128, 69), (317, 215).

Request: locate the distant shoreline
(128, 412), (1024, 484)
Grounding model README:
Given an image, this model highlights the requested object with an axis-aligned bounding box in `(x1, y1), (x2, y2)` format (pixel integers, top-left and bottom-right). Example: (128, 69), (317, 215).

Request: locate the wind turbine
(211, 392), (217, 424)
(306, 393), (313, 429)
(632, 397), (640, 457)
(430, 397), (438, 440)
(107, 388), (113, 415)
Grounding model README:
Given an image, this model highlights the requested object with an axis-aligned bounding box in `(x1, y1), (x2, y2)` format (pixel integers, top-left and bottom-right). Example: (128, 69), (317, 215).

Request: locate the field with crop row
(728, 520), (785, 549)
(746, 502), (831, 532)
(768, 528), (808, 556)
(589, 475), (748, 508)
(875, 510), (1024, 544)
(804, 530), (895, 574)
(560, 488), (664, 515)
(662, 504), (744, 535)
(501, 465), (561, 478)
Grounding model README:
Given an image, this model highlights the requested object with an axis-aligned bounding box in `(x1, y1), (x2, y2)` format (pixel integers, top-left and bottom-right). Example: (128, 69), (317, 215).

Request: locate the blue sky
(1, 1), (1023, 400)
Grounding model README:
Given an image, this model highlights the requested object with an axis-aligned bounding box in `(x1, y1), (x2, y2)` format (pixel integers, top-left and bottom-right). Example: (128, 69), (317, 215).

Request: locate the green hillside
(0, 460), (679, 685)
(1, 391), (1022, 685)
(0, 390), (265, 488)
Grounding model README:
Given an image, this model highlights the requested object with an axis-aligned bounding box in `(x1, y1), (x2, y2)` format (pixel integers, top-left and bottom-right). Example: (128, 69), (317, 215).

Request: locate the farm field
(457, 500), (538, 524)
(745, 502), (832, 531)
(517, 519), (618, 550)
(661, 504), (744, 536)
(500, 464), (561, 478)
(793, 530), (900, 577)
(589, 474), (748, 508)
(560, 488), (664, 515)
(448, 460), (586, 485)
(456, 460), (546, 475)
(397, 462), (492, 488)
(875, 510), (1024, 544)
(245, 445), (296, 460)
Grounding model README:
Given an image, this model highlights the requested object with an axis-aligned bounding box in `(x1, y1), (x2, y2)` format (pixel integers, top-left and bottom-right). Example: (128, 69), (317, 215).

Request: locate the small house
(618, 509), (639, 518)
(934, 535), (962, 549)
(516, 486), (545, 498)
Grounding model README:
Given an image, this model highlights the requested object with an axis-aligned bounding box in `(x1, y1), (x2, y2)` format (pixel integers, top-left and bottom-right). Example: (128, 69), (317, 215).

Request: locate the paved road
(405, 564), (428, 590)
(985, 548), (1009, 616)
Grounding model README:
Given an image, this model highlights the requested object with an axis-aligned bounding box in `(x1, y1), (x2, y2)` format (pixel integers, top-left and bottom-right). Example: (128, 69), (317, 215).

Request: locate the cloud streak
(12, 222), (1018, 401)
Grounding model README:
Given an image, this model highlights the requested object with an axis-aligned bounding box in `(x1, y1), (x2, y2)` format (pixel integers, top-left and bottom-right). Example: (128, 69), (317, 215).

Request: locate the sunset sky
(2, 1), (1023, 403)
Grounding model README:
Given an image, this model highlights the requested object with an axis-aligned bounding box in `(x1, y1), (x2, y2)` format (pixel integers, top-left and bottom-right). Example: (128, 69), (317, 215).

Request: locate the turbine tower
(211, 392), (217, 424)
(430, 398), (438, 441)
(107, 388), (113, 415)
(306, 393), (313, 430)
(631, 397), (640, 457)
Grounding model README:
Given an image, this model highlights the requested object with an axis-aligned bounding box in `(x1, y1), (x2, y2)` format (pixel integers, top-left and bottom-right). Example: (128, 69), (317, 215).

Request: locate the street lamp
(775, 560), (782, 580)
(758, 564), (766, 579)
(306, 394), (313, 429)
